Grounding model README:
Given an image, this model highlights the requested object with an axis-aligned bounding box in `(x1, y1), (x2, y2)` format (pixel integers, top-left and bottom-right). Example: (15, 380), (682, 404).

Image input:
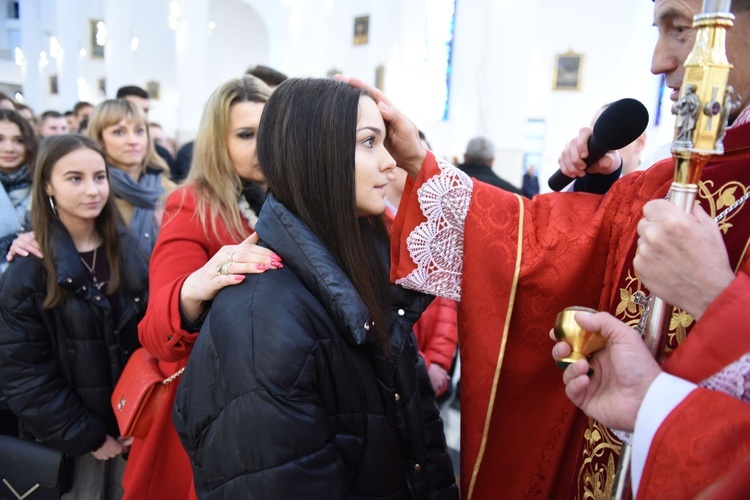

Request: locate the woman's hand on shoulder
(179, 233), (283, 322)
(6, 231), (42, 262)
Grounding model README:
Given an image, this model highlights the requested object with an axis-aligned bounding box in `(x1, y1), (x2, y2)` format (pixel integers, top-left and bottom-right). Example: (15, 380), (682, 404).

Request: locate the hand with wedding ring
(179, 233), (283, 324)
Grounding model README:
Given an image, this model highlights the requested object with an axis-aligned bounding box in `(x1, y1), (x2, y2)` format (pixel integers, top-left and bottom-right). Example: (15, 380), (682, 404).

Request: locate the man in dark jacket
(458, 136), (522, 194)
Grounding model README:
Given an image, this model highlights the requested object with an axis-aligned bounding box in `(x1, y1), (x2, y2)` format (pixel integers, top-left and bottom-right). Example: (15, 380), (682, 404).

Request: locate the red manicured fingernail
(234, 275), (245, 282)
(270, 260), (283, 269)
(271, 253), (282, 262)
(256, 264), (270, 271)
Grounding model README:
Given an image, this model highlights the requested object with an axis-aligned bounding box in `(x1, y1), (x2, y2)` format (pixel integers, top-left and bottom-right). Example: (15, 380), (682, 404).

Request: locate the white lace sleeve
(699, 352), (750, 402)
(395, 156), (473, 301)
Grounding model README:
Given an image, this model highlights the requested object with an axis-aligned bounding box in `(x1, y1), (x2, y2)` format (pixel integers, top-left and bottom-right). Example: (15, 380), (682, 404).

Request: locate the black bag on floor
(0, 434), (72, 500)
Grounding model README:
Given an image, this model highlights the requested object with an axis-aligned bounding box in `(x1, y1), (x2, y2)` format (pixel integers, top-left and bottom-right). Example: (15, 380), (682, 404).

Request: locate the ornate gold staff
(613, 1), (737, 498)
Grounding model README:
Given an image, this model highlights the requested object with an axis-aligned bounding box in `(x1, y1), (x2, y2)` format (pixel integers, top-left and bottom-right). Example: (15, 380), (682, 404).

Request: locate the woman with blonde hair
(125, 75), (280, 499)
(86, 99), (174, 257)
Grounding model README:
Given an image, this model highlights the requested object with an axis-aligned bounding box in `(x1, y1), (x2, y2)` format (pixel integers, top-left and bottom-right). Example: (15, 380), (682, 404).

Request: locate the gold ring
(219, 262), (232, 276)
(229, 252), (237, 263)
(215, 264), (222, 275)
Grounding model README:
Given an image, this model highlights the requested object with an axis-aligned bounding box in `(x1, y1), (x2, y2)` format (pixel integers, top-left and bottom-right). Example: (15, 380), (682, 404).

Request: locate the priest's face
(651, 0), (750, 114)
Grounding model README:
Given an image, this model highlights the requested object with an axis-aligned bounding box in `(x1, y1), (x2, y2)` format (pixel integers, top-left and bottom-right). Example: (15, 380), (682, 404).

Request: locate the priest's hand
(635, 199), (734, 320)
(558, 126), (622, 178)
(334, 75), (426, 178)
(550, 312), (661, 432)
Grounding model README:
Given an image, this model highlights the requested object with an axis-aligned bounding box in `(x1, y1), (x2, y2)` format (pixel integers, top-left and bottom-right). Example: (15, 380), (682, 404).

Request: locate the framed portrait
(553, 52), (584, 91)
(353, 15), (369, 46)
(146, 80), (160, 100)
(49, 75), (58, 95)
(374, 65), (385, 91)
(89, 19), (105, 59)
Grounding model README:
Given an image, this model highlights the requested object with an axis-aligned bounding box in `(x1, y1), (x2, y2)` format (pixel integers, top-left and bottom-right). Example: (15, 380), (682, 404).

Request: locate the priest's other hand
(334, 75), (426, 178)
(550, 312), (661, 432)
(557, 126), (622, 178)
(635, 199), (735, 320)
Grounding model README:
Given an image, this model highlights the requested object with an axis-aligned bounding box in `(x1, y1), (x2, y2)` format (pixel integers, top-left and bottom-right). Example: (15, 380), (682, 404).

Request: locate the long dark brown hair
(257, 78), (391, 349)
(32, 134), (123, 308)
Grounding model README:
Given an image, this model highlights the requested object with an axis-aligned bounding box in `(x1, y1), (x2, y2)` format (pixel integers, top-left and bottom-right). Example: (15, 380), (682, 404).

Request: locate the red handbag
(111, 348), (185, 439)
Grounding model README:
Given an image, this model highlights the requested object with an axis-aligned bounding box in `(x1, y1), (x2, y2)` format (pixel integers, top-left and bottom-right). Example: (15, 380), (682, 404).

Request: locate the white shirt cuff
(631, 372), (697, 496)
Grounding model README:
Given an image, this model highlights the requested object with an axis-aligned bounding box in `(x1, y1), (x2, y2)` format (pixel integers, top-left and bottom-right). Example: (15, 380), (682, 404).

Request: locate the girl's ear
(45, 183), (53, 197)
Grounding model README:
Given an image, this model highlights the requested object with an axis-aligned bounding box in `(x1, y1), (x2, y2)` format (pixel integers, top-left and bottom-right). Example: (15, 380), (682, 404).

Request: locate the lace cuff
(395, 156), (473, 302)
(699, 352), (750, 402)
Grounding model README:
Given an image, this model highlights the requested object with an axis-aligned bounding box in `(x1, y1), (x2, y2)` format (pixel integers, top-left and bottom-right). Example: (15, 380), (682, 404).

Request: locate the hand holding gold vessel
(553, 306), (607, 369)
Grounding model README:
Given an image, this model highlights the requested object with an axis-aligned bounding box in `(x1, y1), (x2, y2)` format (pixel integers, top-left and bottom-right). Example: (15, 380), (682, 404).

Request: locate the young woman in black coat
(0, 135), (149, 498)
(174, 78), (458, 499)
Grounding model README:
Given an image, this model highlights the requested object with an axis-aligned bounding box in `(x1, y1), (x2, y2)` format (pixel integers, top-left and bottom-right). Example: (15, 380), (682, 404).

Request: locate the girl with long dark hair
(174, 78), (457, 499)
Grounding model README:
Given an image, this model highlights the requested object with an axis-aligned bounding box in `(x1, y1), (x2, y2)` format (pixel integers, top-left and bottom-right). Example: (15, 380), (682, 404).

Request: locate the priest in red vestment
(555, 311), (750, 499)
(338, 0), (750, 495)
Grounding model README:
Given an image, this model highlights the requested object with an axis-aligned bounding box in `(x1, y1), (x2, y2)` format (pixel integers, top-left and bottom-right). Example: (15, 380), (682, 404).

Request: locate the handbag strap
(162, 367), (185, 385)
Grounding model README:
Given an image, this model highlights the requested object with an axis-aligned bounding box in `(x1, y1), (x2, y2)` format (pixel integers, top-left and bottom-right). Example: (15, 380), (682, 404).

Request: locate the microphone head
(592, 98), (649, 150)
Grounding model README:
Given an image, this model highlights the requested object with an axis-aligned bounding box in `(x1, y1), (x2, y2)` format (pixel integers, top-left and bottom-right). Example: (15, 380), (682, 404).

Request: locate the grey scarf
(108, 167), (164, 257)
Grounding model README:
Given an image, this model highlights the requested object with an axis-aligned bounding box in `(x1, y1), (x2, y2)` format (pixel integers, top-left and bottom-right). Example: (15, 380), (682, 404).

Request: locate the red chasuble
(390, 121), (750, 499)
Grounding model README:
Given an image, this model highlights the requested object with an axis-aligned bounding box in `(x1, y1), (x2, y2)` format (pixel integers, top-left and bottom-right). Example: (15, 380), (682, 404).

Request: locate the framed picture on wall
(146, 80), (160, 100)
(89, 19), (105, 59)
(553, 51), (584, 91)
(353, 15), (369, 45)
(49, 75), (58, 95)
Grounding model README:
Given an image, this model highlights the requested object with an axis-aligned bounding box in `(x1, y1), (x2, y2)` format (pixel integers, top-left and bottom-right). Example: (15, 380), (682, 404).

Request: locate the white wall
(0, 0), (678, 179)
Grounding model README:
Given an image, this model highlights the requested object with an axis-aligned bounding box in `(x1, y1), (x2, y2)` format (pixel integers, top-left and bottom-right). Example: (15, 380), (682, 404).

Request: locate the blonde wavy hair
(86, 99), (168, 175)
(185, 75), (271, 240)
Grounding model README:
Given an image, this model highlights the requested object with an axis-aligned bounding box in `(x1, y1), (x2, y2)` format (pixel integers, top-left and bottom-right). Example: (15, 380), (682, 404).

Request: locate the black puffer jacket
(174, 194), (457, 499)
(0, 224), (148, 456)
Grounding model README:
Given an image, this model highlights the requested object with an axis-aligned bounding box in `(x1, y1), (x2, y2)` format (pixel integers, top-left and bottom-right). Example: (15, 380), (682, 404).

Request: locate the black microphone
(548, 98), (649, 191)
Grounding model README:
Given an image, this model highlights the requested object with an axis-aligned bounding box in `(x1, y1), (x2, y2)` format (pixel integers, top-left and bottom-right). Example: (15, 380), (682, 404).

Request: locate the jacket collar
(51, 222), (149, 300)
(255, 194), (380, 346)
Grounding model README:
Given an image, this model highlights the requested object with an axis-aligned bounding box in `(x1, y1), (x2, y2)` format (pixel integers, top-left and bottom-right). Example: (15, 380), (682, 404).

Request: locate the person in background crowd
(246, 64), (288, 89)
(148, 122), (175, 157)
(0, 134), (148, 499)
(458, 136), (522, 194)
(174, 78), (457, 498)
(72, 101), (94, 131)
(116, 85), (177, 178)
(0, 109), (39, 273)
(521, 164), (540, 198)
(0, 93), (16, 110)
(86, 99), (174, 257)
(127, 75), (279, 500)
(15, 103), (35, 126)
(0, 108), (39, 439)
(38, 110), (69, 137)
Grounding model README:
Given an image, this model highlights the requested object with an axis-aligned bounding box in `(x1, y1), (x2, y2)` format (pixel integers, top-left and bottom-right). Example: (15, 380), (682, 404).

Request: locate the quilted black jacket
(0, 224), (148, 455)
(174, 194), (457, 499)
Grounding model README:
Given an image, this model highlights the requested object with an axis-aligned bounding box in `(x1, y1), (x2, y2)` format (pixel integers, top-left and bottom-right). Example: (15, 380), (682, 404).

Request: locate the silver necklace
(79, 247), (106, 290)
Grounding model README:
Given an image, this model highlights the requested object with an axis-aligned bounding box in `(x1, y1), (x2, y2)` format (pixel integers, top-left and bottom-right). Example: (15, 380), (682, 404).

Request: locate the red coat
(123, 185), (252, 500)
(639, 388), (750, 499)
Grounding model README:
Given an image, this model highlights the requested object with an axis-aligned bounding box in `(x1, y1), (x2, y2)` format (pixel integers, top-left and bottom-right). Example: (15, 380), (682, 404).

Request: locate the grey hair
(465, 136), (495, 165)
